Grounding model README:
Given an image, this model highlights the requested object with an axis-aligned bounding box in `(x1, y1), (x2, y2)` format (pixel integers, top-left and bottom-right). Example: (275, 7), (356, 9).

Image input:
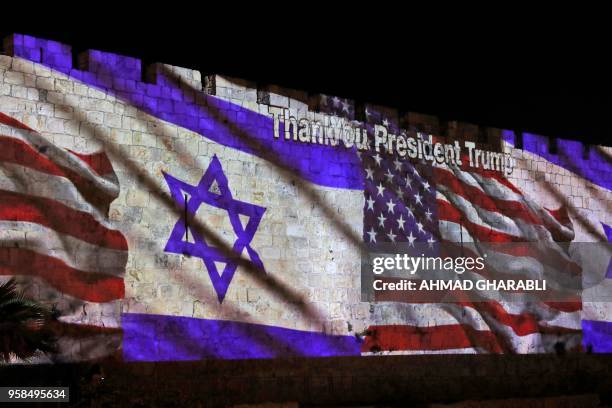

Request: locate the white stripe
(371, 302), (490, 330)
(370, 304), (581, 353)
(372, 301), (580, 333)
(465, 294), (581, 332)
(484, 319), (581, 353)
(438, 208), (575, 267)
(438, 219), (578, 286)
(0, 221), (126, 275)
(437, 162), (523, 201)
(438, 218), (474, 242)
(362, 348), (481, 355)
(0, 124), (119, 198)
(437, 184), (524, 237)
(436, 190), (450, 203)
(438, 185), (571, 244)
(0, 162), (116, 229)
(481, 298), (581, 331)
(11, 275), (120, 328)
(439, 164), (575, 241)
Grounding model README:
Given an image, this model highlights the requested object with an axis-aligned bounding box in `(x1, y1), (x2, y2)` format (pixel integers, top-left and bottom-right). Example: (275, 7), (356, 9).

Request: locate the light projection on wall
(162, 155), (267, 303)
(0, 33), (610, 362)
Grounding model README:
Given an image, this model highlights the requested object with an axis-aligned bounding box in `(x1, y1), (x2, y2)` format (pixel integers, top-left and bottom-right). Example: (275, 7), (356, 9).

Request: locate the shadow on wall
(1, 35), (373, 333)
(2, 33), (612, 361)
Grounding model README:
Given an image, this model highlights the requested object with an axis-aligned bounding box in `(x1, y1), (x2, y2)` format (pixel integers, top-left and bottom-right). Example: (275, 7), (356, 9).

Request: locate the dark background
(1, 17), (610, 147)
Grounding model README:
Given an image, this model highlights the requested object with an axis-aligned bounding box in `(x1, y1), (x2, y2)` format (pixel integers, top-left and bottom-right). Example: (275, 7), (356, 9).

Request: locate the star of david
(163, 155), (266, 302)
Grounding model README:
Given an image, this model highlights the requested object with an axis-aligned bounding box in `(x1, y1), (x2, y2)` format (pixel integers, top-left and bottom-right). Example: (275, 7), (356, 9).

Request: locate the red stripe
(543, 301), (582, 313)
(543, 206), (574, 243)
(546, 206), (571, 226)
(438, 208), (582, 280)
(0, 112), (33, 131)
(375, 273), (581, 334)
(68, 150), (115, 176)
(49, 320), (122, 338)
(438, 199), (574, 249)
(436, 165), (573, 242)
(362, 324), (504, 353)
(0, 136), (69, 177)
(437, 199), (522, 242)
(458, 154), (523, 196)
(0, 189), (128, 251)
(0, 247), (124, 302)
(439, 240), (582, 289)
(0, 136), (115, 210)
(463, 300), (580, 336)
(441, 240), (582, 306)
(375, 276), (581, 332)
(444, 241), (583, 312)
(433, 167), (541, 225)
(372, 273), (577, 308)
(363, 301), (580, 352)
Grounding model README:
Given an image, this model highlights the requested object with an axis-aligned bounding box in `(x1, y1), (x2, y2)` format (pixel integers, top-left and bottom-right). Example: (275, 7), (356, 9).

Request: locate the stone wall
(0, 33), (610, 364)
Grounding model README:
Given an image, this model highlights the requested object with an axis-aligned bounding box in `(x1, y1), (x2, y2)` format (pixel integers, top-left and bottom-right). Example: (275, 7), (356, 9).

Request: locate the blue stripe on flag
(122, 313), (362, 361)
(503, 131), (611, 191)
(582, 320), (612, 353)
(12, 41), (363, 191)
(602, 222), (612, 279)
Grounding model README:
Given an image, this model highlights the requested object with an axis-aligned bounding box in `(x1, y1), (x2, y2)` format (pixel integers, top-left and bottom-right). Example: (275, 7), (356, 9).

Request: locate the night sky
(1, 20), (610, 147)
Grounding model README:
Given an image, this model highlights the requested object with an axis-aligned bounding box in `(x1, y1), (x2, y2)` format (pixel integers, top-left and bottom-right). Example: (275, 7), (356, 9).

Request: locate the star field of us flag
(0, 112), (127, 362)
(360, 143), (582, 354)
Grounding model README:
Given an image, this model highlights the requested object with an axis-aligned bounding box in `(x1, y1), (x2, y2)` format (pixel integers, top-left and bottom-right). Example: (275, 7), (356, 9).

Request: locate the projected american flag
(0, 112), (127, 360)
(361, 141), (582, 354)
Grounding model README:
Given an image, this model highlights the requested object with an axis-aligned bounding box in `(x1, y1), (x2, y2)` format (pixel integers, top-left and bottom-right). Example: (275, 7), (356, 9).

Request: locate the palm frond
(0, 278), (57, 363)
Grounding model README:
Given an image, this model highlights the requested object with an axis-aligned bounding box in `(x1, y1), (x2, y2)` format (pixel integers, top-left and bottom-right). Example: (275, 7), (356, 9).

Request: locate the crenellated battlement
(0, 33), (456, 141)
(3, 33), (73, 70)
(0, 32), (610, 372)
(0, 32), (599, 163)
(79, 49), (141, 82)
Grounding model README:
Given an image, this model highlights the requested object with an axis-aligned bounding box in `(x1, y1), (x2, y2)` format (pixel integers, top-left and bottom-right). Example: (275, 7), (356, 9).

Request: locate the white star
(425, 207), (433, 221)
(393, 159), (402, 171)
(387, 229), (397, 242)
(376, 183), (385, 197)
(413, 166), (419, 176)
(422, 180), (431, 192)
(342, 100), (350, 113)
(405, 174), (412, 189)
(386, 198), (396, 214)
(332, 96), (340, 106)
(406, 205), (415, 218)
(414, 192), (423, 206)
(396, 214), (406, 230)
(384, 169), (394, 183)
(373, 153), (382, 166)
(366, 196), (375, 211)
(427, 236), (436, 248)
(407, 231), (416, 247)
(365, 167), (374, 180)
(395, 186), (404, 200)
(377, 212), (387, 227)
(367, 227), (377, 243)
(382, 118), (390, 127)
(417, 222), (425, 234)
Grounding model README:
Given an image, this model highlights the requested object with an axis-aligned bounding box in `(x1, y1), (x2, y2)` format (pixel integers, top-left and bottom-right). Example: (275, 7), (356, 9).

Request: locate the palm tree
(0, 278), (56, 362)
